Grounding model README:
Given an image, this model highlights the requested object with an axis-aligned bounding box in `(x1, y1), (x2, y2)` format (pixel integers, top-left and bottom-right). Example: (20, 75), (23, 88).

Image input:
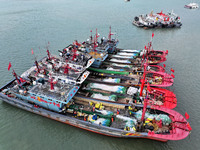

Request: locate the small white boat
(184, 3), (199, 9)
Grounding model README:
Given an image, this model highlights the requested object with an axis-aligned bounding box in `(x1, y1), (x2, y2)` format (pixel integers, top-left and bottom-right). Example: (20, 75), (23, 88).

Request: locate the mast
(31, 48), (40, 73)
(93, 35), (97, 52)
(96, 28), (98, 42)
(90, 30), (93, 43)
(64, 64), (69, 74)
(8, 62), (21, 85)
(35, 60), (40, 73)
(108, 26), (112, 41)
(139, 64), (146, 96)
(141, 97), (147, 121)
(150, 32), (154, 53)
(50, 77), (54, 90)
(47, 49), (51, 60)
(12, 70), (21, 85)
(72, 47), (78, 61)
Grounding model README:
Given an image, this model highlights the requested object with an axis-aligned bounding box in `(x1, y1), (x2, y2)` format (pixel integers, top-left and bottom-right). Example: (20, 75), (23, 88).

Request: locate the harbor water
(0, 0), (199, 149)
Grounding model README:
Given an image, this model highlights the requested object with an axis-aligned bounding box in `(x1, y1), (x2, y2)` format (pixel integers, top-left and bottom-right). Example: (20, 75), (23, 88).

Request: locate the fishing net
(121, 49), (141, 53)
(95, 109), (114, 117)
(106, 67), (125, 71)
(110, 59), (131, 63)
(88, 83), (127, 94)
(87, 115), (111, 126)
(117, 52), (137, 56)
(102, 78), (121, 83)
(91, 93), (117, 101)
(111, 63), (132, 68)
(116, 115), (137, 132)
(127, 87), (138, 95)
(112, 55), (133, 59)
(133, 110), (172, 125)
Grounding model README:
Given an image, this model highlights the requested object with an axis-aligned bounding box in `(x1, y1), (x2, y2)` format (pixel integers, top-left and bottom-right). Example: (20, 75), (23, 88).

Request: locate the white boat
(184, 3), (199, 9)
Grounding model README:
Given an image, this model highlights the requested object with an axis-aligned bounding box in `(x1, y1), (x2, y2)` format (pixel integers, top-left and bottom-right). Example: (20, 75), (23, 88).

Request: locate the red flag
(147, 83), (151, 92)
(163, 64), (166, 68)
(171, 73), (175, 78)
(171, 68), (175, 73)
(31, 48), (34, 55)
(8, 62), (12, 71)
(166, 50), (168, 54)
(90, 30), (92, 32)
(152, 33), (154, 38)
(144, 46), (147, 50)
(187, 123), (192, 131)
(185, 112), (190, 119)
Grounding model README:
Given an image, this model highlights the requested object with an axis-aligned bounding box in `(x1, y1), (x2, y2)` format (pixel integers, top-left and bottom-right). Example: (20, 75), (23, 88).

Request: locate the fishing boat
(184, 3), (199, 9)
(68, 31), (109, 68)
(104, 37), (167, 66)
(105, 26), (119, 54)
(0, 78), (190, 141)
(58, 45), (95, 71)
(100, 62), (166, 73)
(105, 44), (167, 65)
(148, 49), (168, 57)
(87, 66), (174, 87)
(115, 47), (168, 57)
(133, 11), (182, 29)
(29, 48), (95, 87)
(144, 41), (169, 57)
(104, 54), (166, 65)
(75, 79), (177, 109)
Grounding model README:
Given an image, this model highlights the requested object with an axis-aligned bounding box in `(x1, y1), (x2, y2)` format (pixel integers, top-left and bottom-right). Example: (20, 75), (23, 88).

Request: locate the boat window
(48, 99), (52, 101)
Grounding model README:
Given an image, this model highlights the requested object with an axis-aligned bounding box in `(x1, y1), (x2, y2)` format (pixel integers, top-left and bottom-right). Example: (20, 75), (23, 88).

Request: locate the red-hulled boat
(147, 106), (191, 141)
(146, 55), (167, 65)
(148, 49), (168, 57)
(0, 83), (191, 142)
(76, 80), (176, 109)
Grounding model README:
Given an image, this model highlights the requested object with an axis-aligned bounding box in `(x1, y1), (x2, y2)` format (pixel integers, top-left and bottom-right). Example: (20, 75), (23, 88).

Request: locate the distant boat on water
(184, 3), (199, 9)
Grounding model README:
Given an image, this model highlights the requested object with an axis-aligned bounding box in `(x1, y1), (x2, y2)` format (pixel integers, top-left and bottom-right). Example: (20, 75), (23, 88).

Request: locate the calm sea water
(0, 0), (200, 149)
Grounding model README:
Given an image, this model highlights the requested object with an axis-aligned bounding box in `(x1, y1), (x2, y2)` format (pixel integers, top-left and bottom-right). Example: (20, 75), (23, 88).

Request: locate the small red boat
(146, 55), (167, 65)
(148, 49), (168, 57)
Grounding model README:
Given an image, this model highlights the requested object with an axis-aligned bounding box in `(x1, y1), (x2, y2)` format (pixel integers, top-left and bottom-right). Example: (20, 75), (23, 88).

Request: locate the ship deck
(29, 82), (75, 101)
